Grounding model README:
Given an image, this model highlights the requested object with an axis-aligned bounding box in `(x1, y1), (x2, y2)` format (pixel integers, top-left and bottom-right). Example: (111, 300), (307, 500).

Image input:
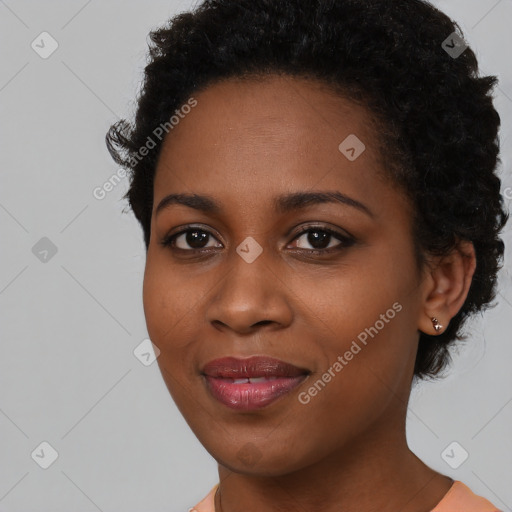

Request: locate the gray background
(0, 1), (511, 511)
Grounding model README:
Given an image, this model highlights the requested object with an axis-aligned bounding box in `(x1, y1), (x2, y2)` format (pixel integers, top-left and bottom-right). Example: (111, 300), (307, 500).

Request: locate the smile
(201, 356), (310, 410)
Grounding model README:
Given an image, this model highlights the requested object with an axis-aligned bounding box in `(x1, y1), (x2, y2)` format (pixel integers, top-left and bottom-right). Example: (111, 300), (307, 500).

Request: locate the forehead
(158, 74), (378, 154)
(152, 74), (393, 216)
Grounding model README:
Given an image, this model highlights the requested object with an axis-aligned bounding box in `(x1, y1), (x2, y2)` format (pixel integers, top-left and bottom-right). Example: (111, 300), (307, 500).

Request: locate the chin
(211, 442), (314, 477)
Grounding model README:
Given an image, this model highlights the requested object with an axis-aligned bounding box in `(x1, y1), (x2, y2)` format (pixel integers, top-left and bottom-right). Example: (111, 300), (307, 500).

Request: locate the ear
(418, 240), (476, 336)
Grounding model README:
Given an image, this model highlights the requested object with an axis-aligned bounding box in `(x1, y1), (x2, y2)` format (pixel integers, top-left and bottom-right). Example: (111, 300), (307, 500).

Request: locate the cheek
(142, 264), (170, 341)
(292, 310), (417, 458)
(142, 254), (197, 349)
(297, 255), (419, 395)
(142, 259), (203, 409)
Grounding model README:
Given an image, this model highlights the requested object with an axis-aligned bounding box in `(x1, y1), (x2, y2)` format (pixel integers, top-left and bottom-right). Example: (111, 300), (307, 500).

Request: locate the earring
(431, 317), (443, 333)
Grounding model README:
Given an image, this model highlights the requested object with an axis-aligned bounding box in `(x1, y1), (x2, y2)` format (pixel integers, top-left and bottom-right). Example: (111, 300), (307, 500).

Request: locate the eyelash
(160, 225), (355, 256)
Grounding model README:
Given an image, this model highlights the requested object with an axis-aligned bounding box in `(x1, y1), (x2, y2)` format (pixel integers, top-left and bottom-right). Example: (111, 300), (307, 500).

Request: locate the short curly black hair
(106, 0), (508, 381)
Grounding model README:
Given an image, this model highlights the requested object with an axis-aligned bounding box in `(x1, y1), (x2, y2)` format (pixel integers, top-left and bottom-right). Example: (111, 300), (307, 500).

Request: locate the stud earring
(431, 317), (443, 333)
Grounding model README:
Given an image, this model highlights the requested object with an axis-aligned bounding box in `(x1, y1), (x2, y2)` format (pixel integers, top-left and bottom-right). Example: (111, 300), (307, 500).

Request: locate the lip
(201, 356), (310, 411)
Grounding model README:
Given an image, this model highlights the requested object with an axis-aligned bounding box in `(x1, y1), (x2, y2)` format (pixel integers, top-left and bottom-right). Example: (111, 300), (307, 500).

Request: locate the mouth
(201, 356), (310, 410)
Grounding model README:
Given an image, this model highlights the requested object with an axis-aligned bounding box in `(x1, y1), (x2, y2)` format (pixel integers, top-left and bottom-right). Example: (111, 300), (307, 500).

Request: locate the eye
(161, 227), (222, 251)
(160, 224), (355, 255)
(288, 226), (355, 253)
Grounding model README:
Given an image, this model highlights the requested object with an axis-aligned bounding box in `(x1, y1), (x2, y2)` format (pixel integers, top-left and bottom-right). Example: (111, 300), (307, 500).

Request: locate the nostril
(252, 320), (273, 327)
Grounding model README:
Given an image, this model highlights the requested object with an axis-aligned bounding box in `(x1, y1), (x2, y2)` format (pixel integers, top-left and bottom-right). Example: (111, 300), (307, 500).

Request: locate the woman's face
(143, 75), (427, 475)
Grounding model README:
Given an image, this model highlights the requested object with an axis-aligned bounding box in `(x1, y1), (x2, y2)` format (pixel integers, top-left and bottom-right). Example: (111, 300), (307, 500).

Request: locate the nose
(206, 248), (294, 335)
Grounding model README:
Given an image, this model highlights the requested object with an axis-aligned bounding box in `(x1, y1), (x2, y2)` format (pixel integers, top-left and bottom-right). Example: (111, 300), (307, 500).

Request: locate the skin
(143, 74), (476, 512)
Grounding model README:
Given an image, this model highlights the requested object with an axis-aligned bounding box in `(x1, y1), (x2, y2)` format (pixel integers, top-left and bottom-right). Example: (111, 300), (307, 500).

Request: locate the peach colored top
(190, 481), (502, 512)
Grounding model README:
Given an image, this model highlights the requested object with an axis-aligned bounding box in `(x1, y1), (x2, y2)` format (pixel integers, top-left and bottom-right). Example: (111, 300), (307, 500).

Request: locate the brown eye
(290, 227), (355, 253)
(161, 228), (222, 251)
(294, 230), (337, 250)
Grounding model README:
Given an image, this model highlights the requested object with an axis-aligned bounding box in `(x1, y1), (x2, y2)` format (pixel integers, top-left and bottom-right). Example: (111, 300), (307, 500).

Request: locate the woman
(106, 0), (507, 510)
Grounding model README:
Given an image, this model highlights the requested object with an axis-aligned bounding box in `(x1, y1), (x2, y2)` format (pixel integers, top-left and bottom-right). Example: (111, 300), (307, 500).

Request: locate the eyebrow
(155, 191), (374, 218)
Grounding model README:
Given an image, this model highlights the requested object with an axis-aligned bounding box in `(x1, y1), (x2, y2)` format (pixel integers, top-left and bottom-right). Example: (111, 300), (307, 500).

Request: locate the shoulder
(189, 483), (218, 512)
(431, 480), (502, 512)
(188, 481), (502, 512)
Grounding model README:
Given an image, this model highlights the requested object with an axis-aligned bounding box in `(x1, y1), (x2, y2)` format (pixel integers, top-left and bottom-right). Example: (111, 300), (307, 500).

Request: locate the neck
(214, 411), (453, 512)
